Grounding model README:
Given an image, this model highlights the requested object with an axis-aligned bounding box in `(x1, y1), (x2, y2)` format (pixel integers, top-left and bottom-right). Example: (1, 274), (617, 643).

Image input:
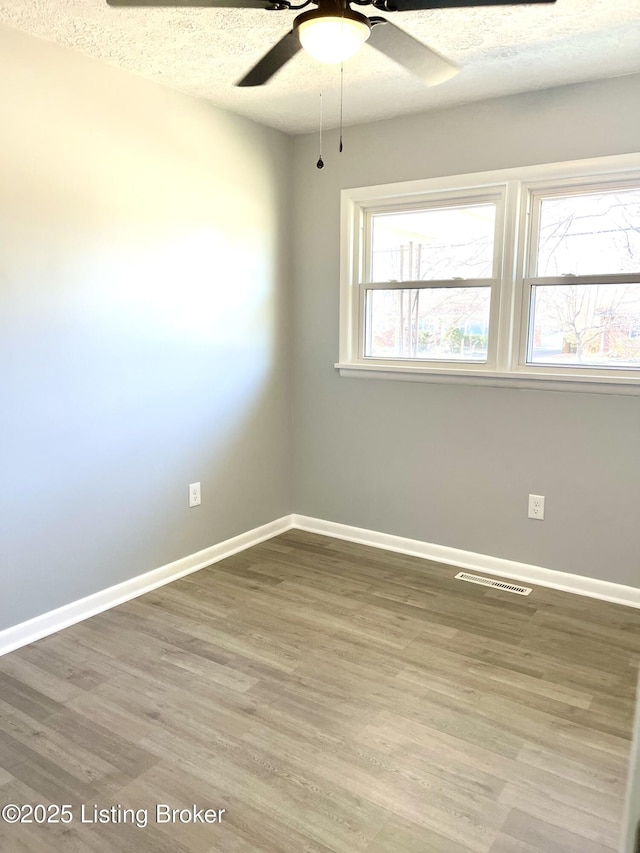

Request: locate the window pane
(536, 188), (640, 276)
(365, 287), (491, 361)
(528, 283), (640, 368)
(370, 203), (496, 282)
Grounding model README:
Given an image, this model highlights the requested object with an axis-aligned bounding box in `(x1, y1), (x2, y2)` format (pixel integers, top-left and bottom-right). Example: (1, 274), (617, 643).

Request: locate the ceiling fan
(106, 0), (556, 88)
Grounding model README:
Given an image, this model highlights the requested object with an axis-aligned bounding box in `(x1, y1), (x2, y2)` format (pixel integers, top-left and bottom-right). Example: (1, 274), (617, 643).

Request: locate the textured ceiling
(2, 0), (640, 134)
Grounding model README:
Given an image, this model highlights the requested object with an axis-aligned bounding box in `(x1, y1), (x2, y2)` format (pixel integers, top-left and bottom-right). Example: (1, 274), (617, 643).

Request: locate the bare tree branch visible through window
(530, 189), (640, 366)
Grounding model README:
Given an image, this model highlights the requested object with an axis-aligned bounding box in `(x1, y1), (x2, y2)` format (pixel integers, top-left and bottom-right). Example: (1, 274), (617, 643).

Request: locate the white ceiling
(2, 0), (640, 134)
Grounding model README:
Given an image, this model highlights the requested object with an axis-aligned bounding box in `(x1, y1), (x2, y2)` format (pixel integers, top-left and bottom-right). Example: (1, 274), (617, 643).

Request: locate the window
(338, 154), (640, 392)
(524, 186), (640, 370)
(363, 196), (501, 363)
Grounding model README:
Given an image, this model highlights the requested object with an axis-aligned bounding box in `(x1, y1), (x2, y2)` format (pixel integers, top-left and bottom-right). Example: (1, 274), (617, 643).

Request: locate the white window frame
(359, 186), (507, 371)
(337, 152), (640, 394)
(516, 176), (640, 378)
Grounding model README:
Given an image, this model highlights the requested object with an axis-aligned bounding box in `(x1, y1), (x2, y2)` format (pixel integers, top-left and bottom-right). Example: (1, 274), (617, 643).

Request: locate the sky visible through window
(371, 203), (495, 283)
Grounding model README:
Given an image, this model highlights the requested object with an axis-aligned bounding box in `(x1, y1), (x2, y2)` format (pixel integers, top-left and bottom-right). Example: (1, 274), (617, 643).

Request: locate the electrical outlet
(189, 482), (201, 508)
(528, 494), (545, 520)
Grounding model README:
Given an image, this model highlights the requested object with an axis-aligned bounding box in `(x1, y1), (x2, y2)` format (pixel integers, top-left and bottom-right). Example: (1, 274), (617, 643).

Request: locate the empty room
(1, 1), (639, 851)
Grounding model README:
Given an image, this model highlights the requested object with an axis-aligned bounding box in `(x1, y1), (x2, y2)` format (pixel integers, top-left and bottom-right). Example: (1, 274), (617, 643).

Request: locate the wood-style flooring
(0, 530), (638, 852)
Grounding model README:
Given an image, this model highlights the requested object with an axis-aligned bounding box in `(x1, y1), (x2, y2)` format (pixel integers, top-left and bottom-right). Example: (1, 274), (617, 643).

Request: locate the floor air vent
(455, 572), (532, 596)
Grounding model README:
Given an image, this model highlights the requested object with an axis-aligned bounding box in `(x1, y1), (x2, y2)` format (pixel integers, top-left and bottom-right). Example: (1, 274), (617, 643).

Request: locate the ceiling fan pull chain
(317, 90), (324, 169)
(339, 61), (344, 153)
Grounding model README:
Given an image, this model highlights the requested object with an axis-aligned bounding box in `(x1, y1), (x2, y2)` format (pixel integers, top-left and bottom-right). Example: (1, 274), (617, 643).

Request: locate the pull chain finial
(316, 90), (324, 169)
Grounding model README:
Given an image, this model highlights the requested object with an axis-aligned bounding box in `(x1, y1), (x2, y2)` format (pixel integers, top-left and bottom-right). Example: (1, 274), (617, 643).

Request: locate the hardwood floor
(0, 530), (638, 852)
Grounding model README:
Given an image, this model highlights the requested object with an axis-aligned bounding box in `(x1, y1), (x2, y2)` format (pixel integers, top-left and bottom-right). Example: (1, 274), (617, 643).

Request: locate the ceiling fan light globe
(297, 13), (371, 64)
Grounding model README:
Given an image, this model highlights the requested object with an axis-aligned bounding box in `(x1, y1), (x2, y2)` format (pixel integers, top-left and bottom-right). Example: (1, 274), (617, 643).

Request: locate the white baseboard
(292, 514), (640, 610)
(0, 515), (294, 657)
(3, 512), (638, 657)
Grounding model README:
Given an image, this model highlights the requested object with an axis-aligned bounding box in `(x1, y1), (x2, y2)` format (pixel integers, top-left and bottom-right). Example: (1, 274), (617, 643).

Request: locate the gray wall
(291, 74), (640, 587)
(0, 26), (292, 631)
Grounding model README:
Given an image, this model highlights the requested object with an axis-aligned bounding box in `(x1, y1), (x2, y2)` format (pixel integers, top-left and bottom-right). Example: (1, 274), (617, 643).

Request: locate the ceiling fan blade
(107, 0), (277, 8)
(236, 30), (301, 86)
(377, 0), (555, 12)
(368, 19), (458, 86)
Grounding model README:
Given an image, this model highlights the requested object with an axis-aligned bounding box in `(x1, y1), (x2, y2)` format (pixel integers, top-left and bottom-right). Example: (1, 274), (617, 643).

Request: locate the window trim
(360, 187), (506, 369)
(516, 177), (640, 374)
(338, 153), (640, 394)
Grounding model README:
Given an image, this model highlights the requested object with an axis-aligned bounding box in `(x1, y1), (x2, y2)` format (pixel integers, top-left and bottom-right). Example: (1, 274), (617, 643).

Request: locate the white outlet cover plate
(528, 494), (545, 520)
(189, 482), (201, 508)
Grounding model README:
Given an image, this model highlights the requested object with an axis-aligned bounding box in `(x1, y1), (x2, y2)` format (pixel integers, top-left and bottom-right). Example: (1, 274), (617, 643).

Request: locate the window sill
(334, 362), (640, 395)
